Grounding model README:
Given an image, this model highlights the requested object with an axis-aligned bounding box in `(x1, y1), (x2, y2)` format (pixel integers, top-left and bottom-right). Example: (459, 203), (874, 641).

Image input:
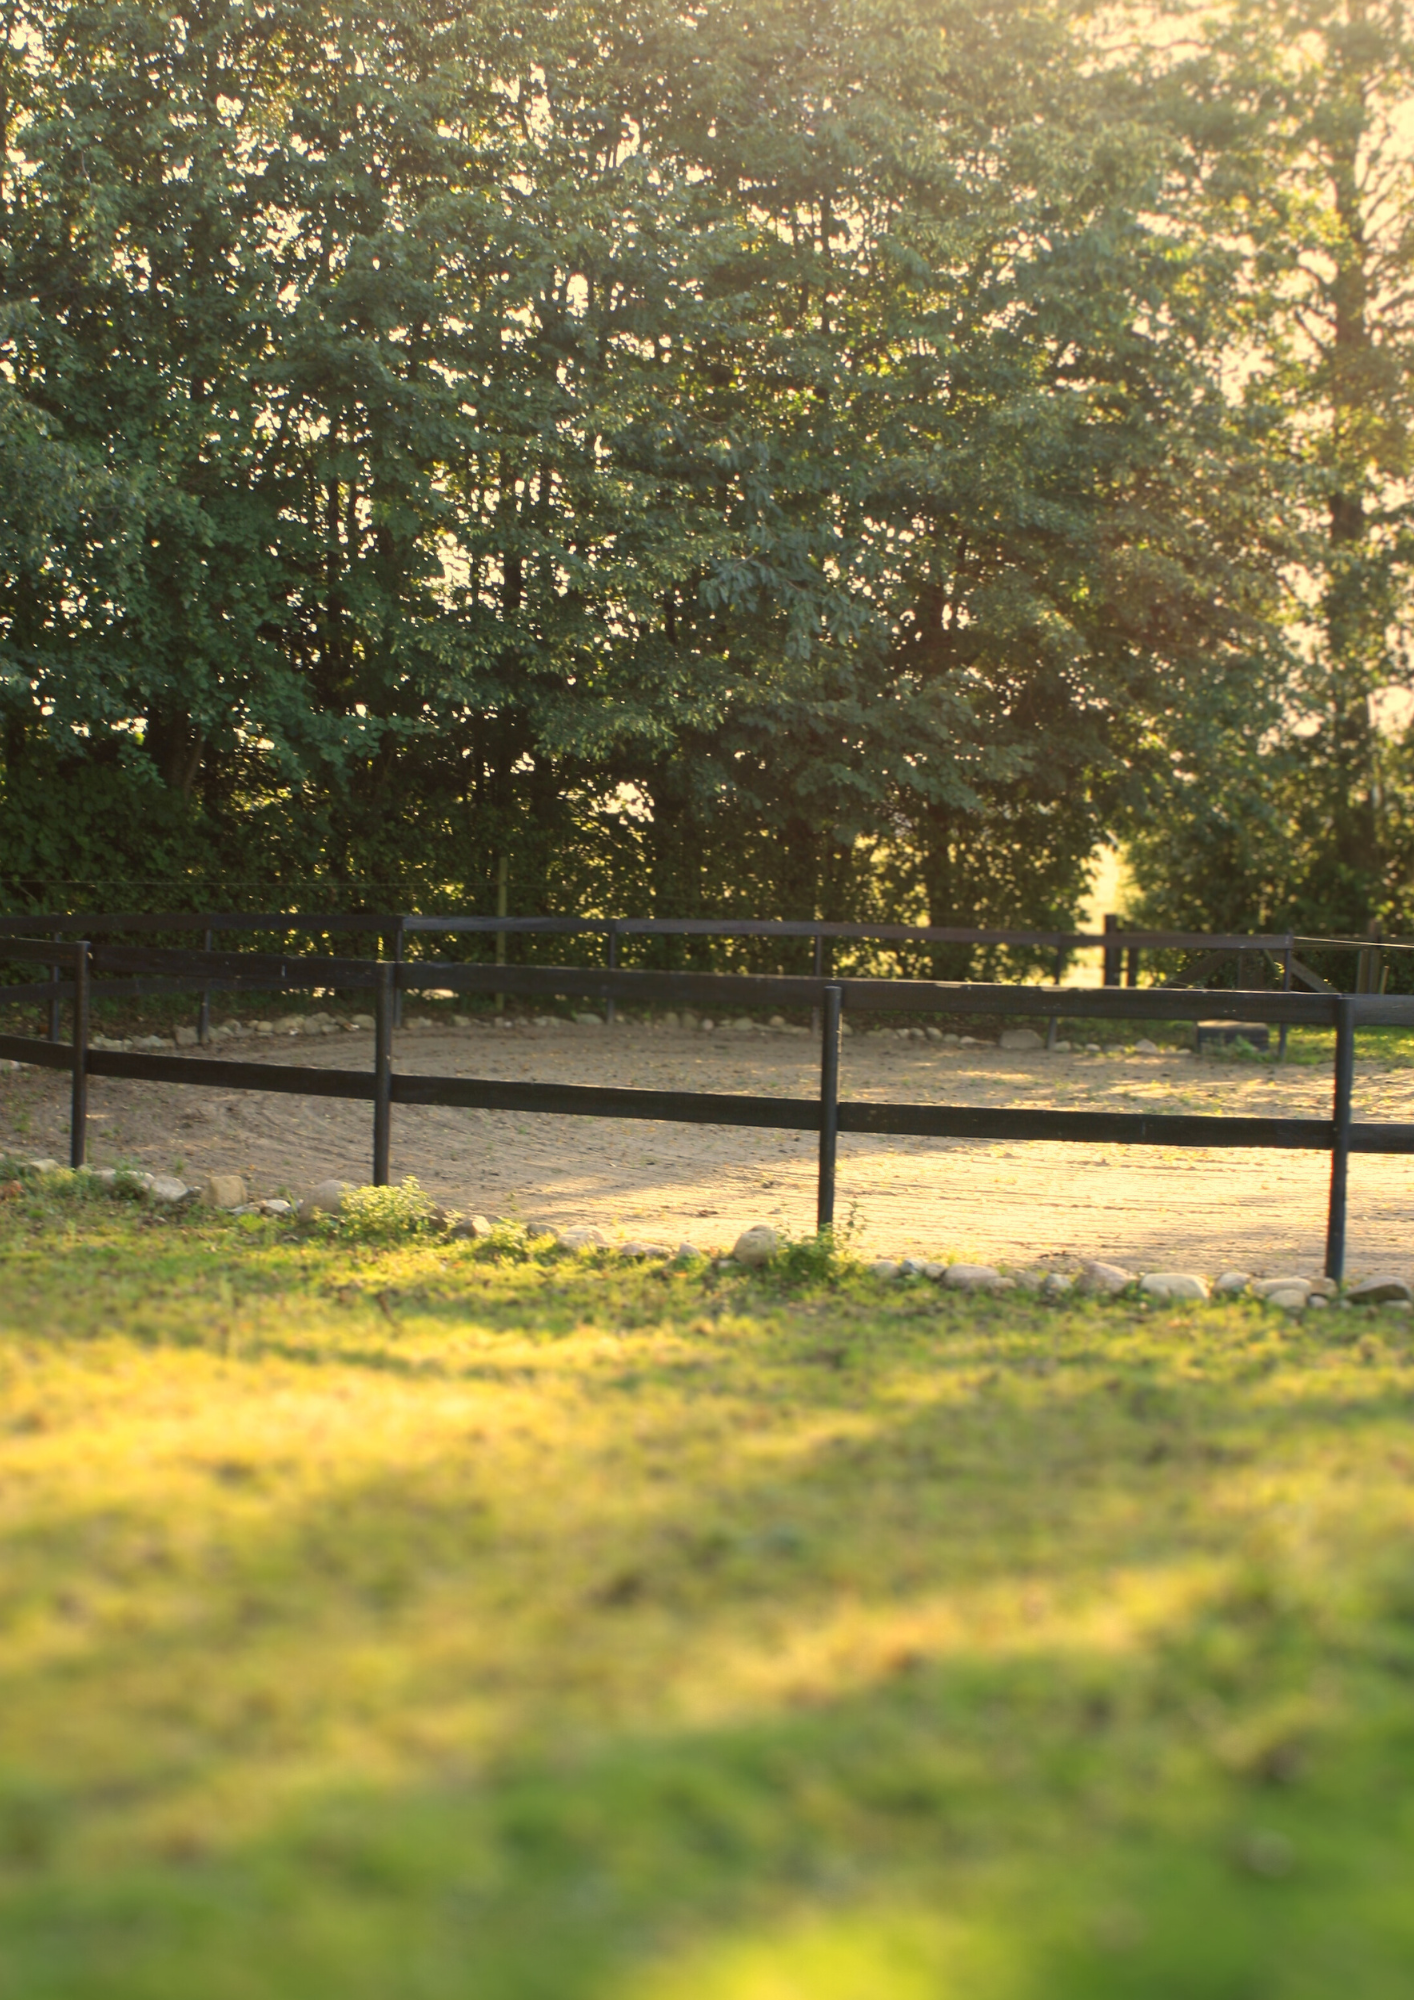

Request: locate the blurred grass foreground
(1, 1174), (1413, 1997)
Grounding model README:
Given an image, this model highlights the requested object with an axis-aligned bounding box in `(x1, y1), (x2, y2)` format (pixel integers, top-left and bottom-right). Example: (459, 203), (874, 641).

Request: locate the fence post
(811, 931), (823, 1037)
(49, 930), (61, 1042)
(1360, 919), (1383, 997)
(1325, 991), (1355, 1283)
(198, 925), (214, 1044)
(606, 920), (619, 1027)
(373, 960), (393, 1186)
(1047, 936), (1063, 1048)
(1278, 938), (1293, 1062)
(1103, 913), (1120, 987)
(391, 915), (407, 1027)
(817, 983), (842, 1233)
(494, 855), (508, 1015)
(70, 941), (90, 1169)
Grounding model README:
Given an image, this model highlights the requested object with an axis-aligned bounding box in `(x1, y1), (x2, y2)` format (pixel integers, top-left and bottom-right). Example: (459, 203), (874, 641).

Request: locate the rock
(350, 1013), (374, 1030)
(1214, 1270), (1252, 1296)
(90, 1167), (117, 1185)
(275, 1015), (304, 1033)
(868, 1259), (901, 1279)
(733, 1017), (755, 1033)
(450, 1213), (494, 1240)
(732, 1224), (778, 1268)
(1264, 1285), (1309, 1313)
(254, 1021), (274, 1036)
(673, 1242), (702, 1262)
(200, 1173), (247, 1210)
(942, 1263), (1001, 1292)
(681, 1012), (698, 1030)
(959, 1034), (981, 1046)
(898, 1257), (929, 1276)
(922, 1261), (946, 1279)
(1251, 1276), (1312, 1302)
(559, 1225), (607, 1252)
(1346, 1276), (1414, 1305)
(26, 1157), (62, 1174)
(258, 1198), (292, 1217)
(148, 1175), (190, 1204)
(1135, 1038), (1160, 1055)
(1078, 1260), (1135, 1296)
(700, 1018), (715, 1032)
(297, 1178), (351, 1222)
(175, 1025), (199, 1048)
(621, 1241), (671, 1259)
(1308, 1294), (1330, 1309)
(1140, 1272), (1210, 1302)
(1085, 1042), (1101, 1053)
(1384, 1300), (1413, 1314)
(573, 1012), (603, 1028)
(1053, 1040), (1073, 1053)
(1309, 1277), (1338, 1299)
(942, 1033), (960, 1045)
(999, 1028), (1043, 1051)
(523, 1221), (560, 1241)
(768, 1015), (787, 1029)
(1041, 1273), (1073, 1298)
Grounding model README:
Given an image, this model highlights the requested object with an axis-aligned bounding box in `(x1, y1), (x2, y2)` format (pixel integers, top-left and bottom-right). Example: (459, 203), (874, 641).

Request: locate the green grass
(2, 1176), (1413, 1997)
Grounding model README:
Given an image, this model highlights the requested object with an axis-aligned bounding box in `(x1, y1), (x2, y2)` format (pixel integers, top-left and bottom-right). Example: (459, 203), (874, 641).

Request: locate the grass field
(2, 1173), (1413, 1998)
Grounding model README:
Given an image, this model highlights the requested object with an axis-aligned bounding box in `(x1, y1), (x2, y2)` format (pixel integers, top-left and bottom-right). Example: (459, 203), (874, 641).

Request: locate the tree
(0, 0), (1305, 946)
(1125, 0), (1414, 938)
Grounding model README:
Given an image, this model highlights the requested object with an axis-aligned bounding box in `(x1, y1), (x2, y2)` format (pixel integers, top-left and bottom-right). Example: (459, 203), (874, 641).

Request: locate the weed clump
(327, 1177), (443, 1243)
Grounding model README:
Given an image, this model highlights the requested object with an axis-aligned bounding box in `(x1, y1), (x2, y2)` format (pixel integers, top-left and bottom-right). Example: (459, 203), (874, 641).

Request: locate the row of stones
(18, 1164), (1396, 1311)
(20, 1163), (297, 1216)
(81, 1014), (1169, 1054)
(862, 1255), (1411, 1311)
(90, 1011), (372, 1052)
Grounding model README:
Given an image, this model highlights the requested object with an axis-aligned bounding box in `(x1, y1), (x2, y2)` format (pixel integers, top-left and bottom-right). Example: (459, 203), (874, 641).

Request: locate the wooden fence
(4, 935), (1414, 1282)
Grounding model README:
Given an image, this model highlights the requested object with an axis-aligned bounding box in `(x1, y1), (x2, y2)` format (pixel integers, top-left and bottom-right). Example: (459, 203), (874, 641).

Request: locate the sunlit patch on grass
(625, 1904), (1011, 2000)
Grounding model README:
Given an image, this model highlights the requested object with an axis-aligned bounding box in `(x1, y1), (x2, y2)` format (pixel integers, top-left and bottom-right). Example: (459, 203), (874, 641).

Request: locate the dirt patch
(3, 1022), (1409, 1276)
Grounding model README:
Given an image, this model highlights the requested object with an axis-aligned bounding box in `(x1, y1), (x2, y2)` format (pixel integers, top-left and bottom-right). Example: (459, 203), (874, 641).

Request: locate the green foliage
(328, 1177), (443, 1243)
(1124, 0), (1414, 941)
(0, 0), (1291, 937)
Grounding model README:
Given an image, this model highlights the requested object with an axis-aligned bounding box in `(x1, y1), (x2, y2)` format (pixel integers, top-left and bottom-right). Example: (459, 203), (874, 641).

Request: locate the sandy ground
(3, 1019), (1412, 1277)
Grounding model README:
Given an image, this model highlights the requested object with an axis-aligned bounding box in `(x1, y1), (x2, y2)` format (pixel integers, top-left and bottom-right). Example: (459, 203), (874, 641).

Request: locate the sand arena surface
(3, 1018), (1412, 1276)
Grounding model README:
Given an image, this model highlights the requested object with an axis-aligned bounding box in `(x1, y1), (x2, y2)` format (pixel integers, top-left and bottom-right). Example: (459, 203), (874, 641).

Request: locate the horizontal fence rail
(3, 936), (1414, 1281)
(3, 909), (1405, 1048)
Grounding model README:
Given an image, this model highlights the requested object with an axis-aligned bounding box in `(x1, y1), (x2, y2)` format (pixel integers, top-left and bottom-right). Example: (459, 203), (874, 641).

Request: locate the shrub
(332, 1178), (442, 1243)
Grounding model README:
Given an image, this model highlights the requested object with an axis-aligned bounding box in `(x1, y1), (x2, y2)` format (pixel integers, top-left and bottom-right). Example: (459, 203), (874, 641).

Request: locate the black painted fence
(0, 907), (1394, 1039)
(5, 936), (1414, 1283)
